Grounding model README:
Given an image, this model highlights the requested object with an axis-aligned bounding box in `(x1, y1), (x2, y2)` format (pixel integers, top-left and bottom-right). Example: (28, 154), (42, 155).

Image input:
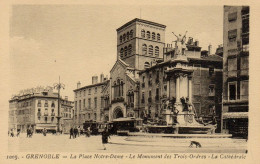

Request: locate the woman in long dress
(101, 127), (110, 150)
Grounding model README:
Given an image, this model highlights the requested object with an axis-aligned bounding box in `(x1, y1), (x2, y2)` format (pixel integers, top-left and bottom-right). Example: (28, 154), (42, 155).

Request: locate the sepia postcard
(0, 0), (259, 164)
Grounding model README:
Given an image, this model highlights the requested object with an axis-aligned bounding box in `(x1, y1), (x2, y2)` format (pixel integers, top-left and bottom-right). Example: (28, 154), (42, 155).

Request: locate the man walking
(70, 127), (74, 139)
(73, 127), (77, 138)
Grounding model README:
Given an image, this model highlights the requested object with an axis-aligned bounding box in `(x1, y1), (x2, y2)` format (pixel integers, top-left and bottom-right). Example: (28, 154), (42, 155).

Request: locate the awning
(222, 112), (248, 119)
(35, 124), (57, 130)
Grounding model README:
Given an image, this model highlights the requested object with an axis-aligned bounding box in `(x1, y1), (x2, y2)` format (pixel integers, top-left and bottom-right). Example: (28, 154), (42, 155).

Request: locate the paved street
(8, 133), (247, 153)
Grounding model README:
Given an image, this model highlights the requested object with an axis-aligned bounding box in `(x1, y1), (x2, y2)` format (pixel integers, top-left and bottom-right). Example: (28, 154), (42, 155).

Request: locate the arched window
(146, 31), (150, 39)
(149, 45), (153, 56)
(120, 48), (124, 58)
(124, 46), (127, 56)
(127, 32), (129, 40)
(114, 82), (117, 98)
(128, 45), (132, 56)
(142, 44), (147, 55)
(144, 62), (150, 69)
(120, 35), (122, 43)
(117, 79), (121, 97)
(123, 34), (126, 42)
(130, 30), (134, 38)
(120, 81), (124, 97)
(155, 46), (159, 57)
(152, 32), (155, 40)
(141, 30), (145, 38)
(157, 33), (161, 41)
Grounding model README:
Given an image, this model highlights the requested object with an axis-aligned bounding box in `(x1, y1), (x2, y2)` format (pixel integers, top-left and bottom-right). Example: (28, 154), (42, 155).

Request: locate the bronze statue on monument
(172, 31), (188, 56)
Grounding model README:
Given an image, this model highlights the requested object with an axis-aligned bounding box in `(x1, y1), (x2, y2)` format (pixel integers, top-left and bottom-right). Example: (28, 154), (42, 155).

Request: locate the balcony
(111, 97), (124, 104)
(44, 113), (48, 116)
(223, 96), (248, 104)
(51, 113), (55, 116)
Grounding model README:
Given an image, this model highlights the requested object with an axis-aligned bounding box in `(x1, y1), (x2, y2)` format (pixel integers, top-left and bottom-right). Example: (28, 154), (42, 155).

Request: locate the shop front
(222, 112), (248, 138)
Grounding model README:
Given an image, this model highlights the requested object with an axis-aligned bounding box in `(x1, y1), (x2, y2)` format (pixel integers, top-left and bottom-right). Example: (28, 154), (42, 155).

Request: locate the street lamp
(53, 76), (65, 134)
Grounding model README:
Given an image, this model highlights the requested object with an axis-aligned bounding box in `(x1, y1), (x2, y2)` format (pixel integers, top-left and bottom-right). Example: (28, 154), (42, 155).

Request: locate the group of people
(69, 125), (111, 150)
(8, 128), (20, 137)
(69, 126), (84, 139)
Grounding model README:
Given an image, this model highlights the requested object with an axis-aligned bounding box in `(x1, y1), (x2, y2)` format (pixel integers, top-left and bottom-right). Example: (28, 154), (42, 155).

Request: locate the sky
(10, 4), (223, 100)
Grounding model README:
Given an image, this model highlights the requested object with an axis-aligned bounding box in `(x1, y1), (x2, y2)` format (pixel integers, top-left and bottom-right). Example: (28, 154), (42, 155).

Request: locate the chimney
(92, 76), (98, 84)
(104, 75), (108, 81)
(100, 73), (104, 83)
(77, 81), (81, 89)
(195, 40), (199, 46)
(208, 44), (212, 55)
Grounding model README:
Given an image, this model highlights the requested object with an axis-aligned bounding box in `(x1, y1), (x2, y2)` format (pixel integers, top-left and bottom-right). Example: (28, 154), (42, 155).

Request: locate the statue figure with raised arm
(172, 31), (188, 55)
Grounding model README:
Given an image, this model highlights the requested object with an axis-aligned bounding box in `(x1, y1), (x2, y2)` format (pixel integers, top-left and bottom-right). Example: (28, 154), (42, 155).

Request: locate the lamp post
(53, 76), (65, 134)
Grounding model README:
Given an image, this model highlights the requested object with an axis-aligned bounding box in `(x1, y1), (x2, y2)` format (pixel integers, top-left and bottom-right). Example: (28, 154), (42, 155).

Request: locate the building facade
(222, 6), (249, 138)
(8, 87), (74, 133)
(73, 74), (109, 126)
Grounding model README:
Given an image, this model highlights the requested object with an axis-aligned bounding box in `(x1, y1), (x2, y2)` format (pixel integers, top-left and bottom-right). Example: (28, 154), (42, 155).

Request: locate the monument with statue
(161, 31), (216, 134)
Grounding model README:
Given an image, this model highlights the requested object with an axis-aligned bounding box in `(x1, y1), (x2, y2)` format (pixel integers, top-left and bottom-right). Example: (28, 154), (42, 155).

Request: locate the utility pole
(54, 76), (65, 134)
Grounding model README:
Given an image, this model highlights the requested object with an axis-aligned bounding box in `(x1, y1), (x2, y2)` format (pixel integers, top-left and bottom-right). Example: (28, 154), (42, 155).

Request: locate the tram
(110, 117), (143, 136)
(83, 121), (105, 135)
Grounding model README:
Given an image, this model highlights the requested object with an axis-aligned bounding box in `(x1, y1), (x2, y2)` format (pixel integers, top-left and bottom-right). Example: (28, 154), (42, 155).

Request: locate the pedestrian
(29, 126), (33, 137)
(77, 126), (80, 137)
(86, 126), (91, 137)
(10, 129), (14, 137)
(101, 127), (110, 150)
(16, 129), (20, 137)
(70, 127), (74, 139)
(27, 128), (29, 138)
(73, 127), (77, 138)
(43, 128), (47, 136)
